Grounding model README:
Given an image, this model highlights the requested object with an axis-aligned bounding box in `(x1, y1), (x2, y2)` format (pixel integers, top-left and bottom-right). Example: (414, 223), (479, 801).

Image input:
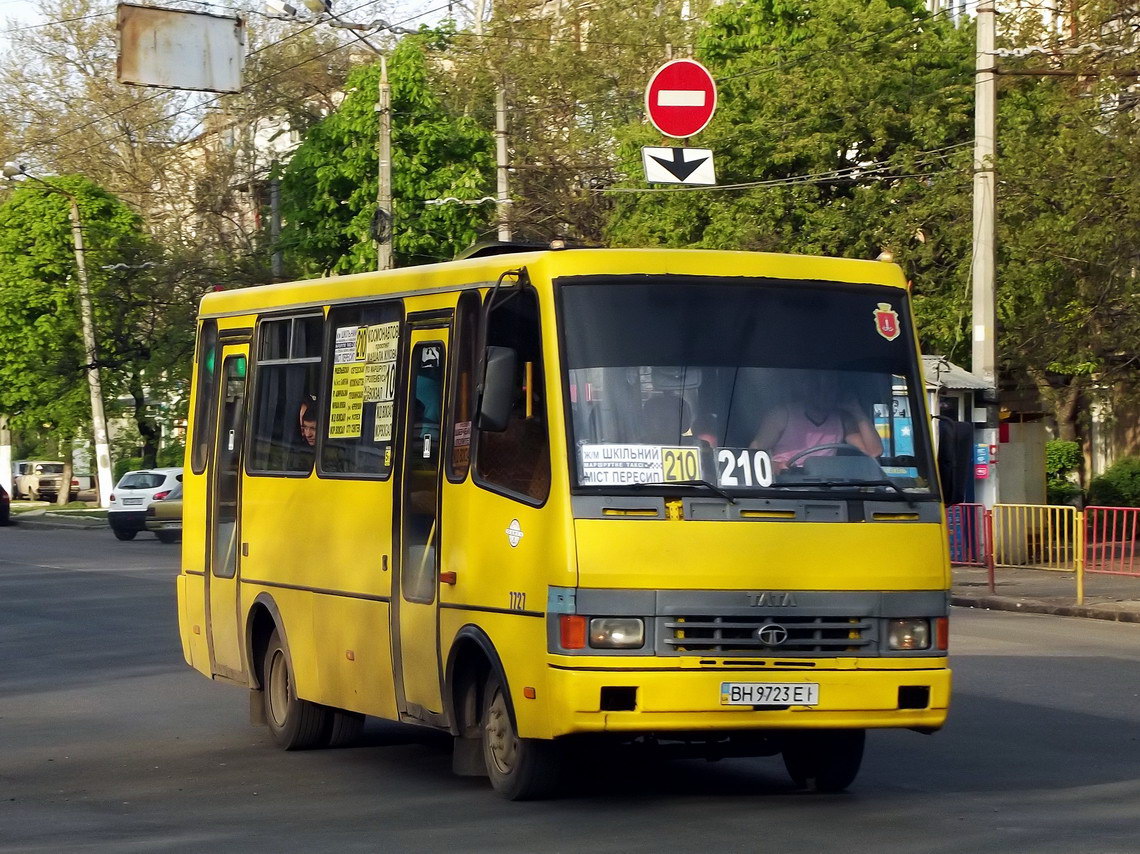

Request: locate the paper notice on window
(374, 401), (394, 442)
(578, 444), (665, 485)
(329, 363), (366, 438)
(364, 321), (400, 403)
(334, 326), (361, 364)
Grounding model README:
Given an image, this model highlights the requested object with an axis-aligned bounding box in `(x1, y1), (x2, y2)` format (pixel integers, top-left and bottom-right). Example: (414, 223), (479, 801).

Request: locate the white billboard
(117, 4), (246, 94)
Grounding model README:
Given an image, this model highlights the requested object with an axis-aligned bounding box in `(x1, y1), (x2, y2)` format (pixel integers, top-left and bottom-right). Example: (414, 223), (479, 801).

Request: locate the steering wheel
(781, 442), (869, 470)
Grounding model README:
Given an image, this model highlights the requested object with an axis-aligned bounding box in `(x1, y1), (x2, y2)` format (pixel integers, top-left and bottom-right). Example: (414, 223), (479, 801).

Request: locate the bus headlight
(887, 618), (931, 650)
(589, 618), (645, 649)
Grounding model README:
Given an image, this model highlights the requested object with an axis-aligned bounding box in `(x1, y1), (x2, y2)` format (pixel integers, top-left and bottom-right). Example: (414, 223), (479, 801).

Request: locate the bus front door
(206, 348), (248, 680)
(396, 330), (448, 718)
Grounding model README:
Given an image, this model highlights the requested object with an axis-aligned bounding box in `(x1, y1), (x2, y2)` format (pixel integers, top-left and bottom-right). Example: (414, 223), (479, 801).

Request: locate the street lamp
(1, 163), (115, 508)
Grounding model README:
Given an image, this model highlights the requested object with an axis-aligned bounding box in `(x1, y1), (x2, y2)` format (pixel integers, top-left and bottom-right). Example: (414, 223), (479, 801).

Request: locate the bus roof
(197, 248), (908, 319)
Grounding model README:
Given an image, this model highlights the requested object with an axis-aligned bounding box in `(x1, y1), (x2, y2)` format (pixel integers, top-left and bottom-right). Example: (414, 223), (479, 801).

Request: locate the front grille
(664, 615), (872, 654)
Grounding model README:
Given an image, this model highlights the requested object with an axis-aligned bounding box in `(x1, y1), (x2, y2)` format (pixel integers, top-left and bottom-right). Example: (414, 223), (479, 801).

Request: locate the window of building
(475, 288), (550, 502)
(446, 291), (479, 482)
(248, 314), (324, 475)
(321, 302), (402, 478)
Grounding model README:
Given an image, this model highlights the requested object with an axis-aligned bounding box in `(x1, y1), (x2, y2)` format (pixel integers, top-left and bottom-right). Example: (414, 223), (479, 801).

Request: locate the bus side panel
(312, 598), (398, 720)
(240, 475), (396, 711)
(440, 481), (576, 741)
(177, 572), (210, 675)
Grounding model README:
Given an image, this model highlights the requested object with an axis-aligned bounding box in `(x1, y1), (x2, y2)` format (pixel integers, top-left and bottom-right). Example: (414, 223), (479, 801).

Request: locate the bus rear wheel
(481, 673), (560, 800)
(782, 729), (865, 793)
(325, 709), (365, 748)
(263, 629), (330, 750)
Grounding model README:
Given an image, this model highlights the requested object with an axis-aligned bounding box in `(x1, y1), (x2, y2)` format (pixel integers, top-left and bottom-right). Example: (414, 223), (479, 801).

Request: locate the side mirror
(936, 418), (974, 506)
(478, 346), (517, 432)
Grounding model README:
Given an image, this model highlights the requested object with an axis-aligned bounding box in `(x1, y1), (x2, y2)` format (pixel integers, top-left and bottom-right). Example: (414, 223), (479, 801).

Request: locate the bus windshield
(560, 276), (936, 499)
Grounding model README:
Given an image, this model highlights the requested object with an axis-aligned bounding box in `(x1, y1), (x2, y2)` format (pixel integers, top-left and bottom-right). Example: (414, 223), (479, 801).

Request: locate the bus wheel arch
(246, 594), (285, 691)
(445, 626), (503, 739)
(444, 627), (560, 799)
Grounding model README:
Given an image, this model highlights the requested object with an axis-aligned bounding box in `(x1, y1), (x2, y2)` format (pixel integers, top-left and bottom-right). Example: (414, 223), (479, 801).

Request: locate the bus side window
(248, 315), (324, 475)
(446, 291), (479, 482)
(320, 301), (402, 478)
(190, 320), (219, 474)
(475, 288), (551, 502)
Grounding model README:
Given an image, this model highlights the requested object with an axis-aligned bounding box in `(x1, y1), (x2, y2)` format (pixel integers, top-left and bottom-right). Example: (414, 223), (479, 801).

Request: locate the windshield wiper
(781, 478), (907, 497)
(628, 479), (737, 504)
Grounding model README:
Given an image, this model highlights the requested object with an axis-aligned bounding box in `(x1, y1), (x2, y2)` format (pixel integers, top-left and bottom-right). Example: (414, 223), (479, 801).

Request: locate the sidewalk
(953, 565), (1140, 623)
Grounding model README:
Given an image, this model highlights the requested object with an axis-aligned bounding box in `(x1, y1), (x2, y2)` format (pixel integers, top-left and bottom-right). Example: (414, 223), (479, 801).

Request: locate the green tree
(0, 175), (196, 470)
(280, 33), (495, 273)
(605, 0), (974, 263)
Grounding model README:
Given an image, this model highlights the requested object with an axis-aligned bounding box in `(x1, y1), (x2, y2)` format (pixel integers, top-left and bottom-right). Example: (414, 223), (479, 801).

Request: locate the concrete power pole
(0, 415), (11, 498)
(377, 55), (394, 271)
(495, 88), (511, 242)
(67, 198), (115, 508)
(972, 4), (999, 508)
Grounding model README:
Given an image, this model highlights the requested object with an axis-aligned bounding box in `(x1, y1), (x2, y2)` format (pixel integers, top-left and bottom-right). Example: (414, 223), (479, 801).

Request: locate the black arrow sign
(650, 148), (709, 181)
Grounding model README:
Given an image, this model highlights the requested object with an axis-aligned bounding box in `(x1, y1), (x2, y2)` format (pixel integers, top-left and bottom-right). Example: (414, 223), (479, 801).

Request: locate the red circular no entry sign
(645, 59), (718, 139)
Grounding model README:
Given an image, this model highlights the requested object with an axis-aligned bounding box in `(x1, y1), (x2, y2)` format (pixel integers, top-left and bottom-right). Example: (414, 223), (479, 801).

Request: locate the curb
(12, 515), (108, 530)
(952, 594), (1140, 624)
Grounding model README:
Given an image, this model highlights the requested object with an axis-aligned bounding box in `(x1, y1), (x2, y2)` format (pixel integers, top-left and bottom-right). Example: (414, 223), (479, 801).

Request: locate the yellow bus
(177, 245), (961, 799)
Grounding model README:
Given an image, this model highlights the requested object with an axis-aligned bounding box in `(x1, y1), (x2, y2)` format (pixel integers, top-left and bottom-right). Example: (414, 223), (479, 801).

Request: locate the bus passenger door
(207, 348), (248, 680)
(396, 329), (448, 717)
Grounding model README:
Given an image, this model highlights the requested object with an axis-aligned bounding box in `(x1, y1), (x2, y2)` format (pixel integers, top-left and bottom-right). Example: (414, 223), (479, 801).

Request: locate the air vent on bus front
(665, 615), (872, 655)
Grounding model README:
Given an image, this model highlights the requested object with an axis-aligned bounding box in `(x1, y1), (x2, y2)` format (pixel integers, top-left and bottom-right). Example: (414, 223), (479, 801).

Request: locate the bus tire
(481, 672), (560, 800)
(112, 529), (137, 541)
(325, 709), (365, 748)
(782, 729), (865, 793)
(263, 629), (330, 750)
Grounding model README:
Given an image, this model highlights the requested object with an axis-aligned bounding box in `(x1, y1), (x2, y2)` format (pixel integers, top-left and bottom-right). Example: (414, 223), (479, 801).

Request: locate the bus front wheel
(263, 629), (330, 750)
(782, 729), (865, 793)
(481, 673), (560, 800)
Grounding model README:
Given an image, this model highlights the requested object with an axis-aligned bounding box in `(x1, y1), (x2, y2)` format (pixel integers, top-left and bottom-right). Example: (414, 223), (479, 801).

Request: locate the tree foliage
(0, 176), (141, 436)
(0, 175), (198, 465)
(279, 33), (495, 273)
(448, 0), (701, 242)
(605, 0), (974, 266)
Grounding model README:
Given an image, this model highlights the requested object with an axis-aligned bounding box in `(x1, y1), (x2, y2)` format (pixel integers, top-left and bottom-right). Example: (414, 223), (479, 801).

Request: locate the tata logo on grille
(747, 592), (798, 607)
(755, 624), (790, 646)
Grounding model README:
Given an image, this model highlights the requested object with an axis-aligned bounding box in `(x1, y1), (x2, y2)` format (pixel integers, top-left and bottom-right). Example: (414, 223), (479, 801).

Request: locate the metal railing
(992, 503), (1081, 572)
(1084, 506), (1140, 577)
(947, 503), (1140, 604)
(947, 503), (988, 567)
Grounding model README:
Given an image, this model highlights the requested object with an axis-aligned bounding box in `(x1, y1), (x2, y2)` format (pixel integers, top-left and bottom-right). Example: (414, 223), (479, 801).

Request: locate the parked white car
(108, 468), (183, 541)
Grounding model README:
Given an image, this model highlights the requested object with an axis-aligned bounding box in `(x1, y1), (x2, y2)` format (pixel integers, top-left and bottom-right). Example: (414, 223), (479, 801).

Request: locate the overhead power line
(595, 142), (973, 194)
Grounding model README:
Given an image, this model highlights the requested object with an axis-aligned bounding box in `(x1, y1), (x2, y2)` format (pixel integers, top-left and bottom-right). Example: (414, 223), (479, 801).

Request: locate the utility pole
(495, 88), (511, 242)
(377, 55), (394, 270)
(972, 4), (999, 508)
(0, 415), (11, 499)
(269, 171), (283, 280)
(65, 196), (115, 508)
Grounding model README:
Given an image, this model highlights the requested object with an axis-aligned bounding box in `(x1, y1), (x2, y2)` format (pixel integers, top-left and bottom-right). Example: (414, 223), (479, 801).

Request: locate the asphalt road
(2, 527), (1138, 853)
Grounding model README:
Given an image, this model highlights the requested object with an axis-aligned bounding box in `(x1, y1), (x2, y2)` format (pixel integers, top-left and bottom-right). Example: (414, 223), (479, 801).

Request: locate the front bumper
(543, 661), (950, 737)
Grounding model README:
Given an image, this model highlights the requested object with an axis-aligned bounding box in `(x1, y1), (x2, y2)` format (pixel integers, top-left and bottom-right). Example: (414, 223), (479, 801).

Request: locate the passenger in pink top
(751, 372), (883, 472)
